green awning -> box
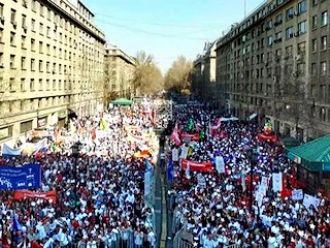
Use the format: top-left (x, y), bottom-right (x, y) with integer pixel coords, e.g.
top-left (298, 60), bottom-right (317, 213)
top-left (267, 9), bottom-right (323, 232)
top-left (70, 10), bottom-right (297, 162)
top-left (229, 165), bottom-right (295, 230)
top-left (112, 98), bottom-right (132, 106)
top-left (287, 134), bottom-right (330, 172)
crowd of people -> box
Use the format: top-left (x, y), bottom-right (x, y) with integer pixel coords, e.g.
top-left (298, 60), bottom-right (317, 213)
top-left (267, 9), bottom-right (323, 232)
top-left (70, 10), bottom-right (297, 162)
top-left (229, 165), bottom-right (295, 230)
top-left (0, 102), bottom-right (162, 248)
top-left (168, 103), bottom-right (330, 248)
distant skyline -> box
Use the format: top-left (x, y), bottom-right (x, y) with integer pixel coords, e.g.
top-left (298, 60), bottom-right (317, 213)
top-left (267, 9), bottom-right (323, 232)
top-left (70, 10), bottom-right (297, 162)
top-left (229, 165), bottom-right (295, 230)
top-left (85, 0), bottom-right (265, 73)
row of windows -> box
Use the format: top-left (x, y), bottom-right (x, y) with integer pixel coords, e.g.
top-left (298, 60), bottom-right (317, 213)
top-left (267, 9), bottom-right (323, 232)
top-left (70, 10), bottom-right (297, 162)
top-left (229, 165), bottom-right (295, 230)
top-left (5, 0), bottom-right (103, 39)
top-left (0, 77), bottom-right (94, 93)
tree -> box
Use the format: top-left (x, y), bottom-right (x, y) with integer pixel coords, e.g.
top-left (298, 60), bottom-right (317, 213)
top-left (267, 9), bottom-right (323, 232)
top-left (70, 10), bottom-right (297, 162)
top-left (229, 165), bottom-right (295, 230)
top-left (133, 51), bottom-right (164, 95)
top-left (164, 56), bottom-right (193, 92)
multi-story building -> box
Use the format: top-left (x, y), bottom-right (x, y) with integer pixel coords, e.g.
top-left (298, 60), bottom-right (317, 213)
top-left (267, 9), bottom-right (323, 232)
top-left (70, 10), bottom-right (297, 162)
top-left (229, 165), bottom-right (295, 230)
top-left (198, 0), bottom-right (330, 141)
top-left (104, 44), bottom-right (135, 103)
top-left (192, 42), bottom-right (217, 103)
top-left (0, 0), bottom-right (105, 144)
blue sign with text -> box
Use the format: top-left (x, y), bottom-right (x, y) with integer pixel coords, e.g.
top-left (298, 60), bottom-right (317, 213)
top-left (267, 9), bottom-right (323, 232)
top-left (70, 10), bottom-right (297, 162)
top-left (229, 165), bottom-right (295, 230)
top-left (0, 164), bottom-right (41, 190)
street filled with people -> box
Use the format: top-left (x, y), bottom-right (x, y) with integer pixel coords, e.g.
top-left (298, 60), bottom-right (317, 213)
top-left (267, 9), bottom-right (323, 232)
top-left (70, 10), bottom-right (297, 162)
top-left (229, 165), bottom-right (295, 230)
top-left (0, 101), bottom-right (163, 248)
top-left (167, 102), bottom-right (330, 248)
top-left (1, 96), bottom-right (330, 248)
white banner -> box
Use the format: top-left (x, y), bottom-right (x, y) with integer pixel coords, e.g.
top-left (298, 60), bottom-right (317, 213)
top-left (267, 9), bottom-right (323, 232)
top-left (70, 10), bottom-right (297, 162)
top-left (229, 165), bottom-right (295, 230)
top-left (180, 145), bottom-right (188, 159)
top-left (303, 194), bottom-right (320, 210)
top-left (272, 173), bottom-right (282, 192)
top-left (215, 156), bottom-right (225, 174)
top-left (292, 189), bottom-right (304, 201)
top-left (172, 148), bottom-right (179, 162)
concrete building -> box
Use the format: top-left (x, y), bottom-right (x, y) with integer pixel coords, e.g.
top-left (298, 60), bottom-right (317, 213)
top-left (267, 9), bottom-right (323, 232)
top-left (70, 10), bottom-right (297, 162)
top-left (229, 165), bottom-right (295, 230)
top-left (0, 0), bottom-right (105, 144)
top-left (195, 0), bottom-right (330, 141)
top-left (104, 45), bottom-right (135, 103)
top-left (192, 42), bottom-right (217, 103)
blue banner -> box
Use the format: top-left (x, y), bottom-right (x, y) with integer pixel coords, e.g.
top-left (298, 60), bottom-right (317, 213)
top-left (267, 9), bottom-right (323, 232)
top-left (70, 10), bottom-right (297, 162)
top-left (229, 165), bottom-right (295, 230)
top-left (0, 164), bottom-right (41, 190)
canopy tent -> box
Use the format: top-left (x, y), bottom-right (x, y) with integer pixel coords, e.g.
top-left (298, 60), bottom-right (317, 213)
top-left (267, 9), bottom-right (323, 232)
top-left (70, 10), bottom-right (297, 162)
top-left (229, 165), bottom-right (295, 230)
top-left (287, 134), bottom-right (330, 172)
top-left (112, 98), bottom-right (133, 106)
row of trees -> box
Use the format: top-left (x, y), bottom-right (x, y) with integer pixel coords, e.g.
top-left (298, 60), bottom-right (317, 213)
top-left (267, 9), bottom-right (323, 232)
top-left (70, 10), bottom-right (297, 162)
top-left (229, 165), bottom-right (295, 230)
top-left (132, 51), bottom-right (193, 95)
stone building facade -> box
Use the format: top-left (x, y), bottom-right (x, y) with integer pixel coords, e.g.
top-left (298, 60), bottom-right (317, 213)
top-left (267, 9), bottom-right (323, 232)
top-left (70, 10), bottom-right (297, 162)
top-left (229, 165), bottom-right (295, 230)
top-left (0, 0), bottom-right (105, 144)
top-left (104, 45), bottom-right (135, 103)
top-left (194, 0), bottom-right (330, 141)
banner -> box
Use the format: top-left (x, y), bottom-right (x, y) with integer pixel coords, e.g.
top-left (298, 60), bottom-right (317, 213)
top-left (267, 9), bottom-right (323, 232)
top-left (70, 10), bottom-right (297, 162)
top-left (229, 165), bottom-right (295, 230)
top-left (144, 160), bottom-right (154, 206)
top-left (180, 159), bottom-right (213, 173)
top-left (13, 190), bottom-right (57, 203)
top-left (215, 156), bottom-right (225, 174)
top-left (2, 143), bottom-right (21, 156)
top-left (0, 164), bottom-right (41, 190)
top-left (180, 132), bottom-right (200, 141)
top-left (292, 189), bottom-right (304, 201)
top-left (272, 172), bottom-right (282, 192)
top-left (180, 145), bottom-right (188, 159)
top-left (172, 148), bottom-right (179, 162)
top-left (303, 194), bottom-right (320, 210)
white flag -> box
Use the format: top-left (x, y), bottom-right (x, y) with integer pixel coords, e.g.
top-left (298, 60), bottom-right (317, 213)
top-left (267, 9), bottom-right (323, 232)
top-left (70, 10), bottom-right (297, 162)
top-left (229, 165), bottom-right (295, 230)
top-left (272, 173), bottom-right (282, 192)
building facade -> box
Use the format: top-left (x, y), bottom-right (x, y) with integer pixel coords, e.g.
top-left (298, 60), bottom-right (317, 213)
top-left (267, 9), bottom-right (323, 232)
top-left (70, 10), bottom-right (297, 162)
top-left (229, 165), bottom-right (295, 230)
top-left (104, 45), bottom-right (135, 103)
top-left (0, 0), bottom-right (105, 144)
top-left (203, 0), bottom-right (330, 141)
top-left (192, 42), bottom-right (217, 103)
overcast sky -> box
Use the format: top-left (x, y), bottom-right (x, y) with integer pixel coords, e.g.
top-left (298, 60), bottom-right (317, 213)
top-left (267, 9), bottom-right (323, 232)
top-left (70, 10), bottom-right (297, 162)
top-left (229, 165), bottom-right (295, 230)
top-left (85, 0), bottom-right (264, 73)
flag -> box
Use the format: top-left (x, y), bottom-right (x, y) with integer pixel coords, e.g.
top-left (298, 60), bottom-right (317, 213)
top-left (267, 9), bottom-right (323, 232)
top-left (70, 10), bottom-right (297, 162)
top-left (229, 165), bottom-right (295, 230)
top-left (171, 124), bottom-right (181, 146)
top-left (12, 214), bottom-right (22, 232)
top-left (167, 160), bottom-right (174, 183)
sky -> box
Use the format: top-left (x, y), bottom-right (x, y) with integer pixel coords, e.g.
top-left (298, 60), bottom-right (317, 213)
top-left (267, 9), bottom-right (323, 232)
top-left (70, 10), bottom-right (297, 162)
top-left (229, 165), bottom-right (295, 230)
top-left (84, 0), bottom-right (264, 73)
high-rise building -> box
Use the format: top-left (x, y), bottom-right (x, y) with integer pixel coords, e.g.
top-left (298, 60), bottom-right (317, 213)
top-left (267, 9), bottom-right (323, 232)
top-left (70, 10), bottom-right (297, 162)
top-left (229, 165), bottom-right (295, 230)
top-left (194, 0), bottom-right (330, 141)
top-left (0, 0), bottom-right (105, 144)
top-left (104, 44), bottom-right (135, 104)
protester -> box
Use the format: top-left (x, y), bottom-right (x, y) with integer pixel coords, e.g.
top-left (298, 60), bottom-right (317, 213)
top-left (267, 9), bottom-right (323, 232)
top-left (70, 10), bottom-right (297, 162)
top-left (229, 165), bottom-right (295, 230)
top-left (0, 101), bottom-right (166, 248)
top-left (168, 102), bottom-right (330, 248)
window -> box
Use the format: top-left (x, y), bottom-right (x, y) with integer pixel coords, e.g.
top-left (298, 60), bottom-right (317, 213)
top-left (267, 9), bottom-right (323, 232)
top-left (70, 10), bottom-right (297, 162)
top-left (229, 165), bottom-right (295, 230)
top-left (20, 120), bottom-right (32, 133)
top-left (21, 35), bottom-right (26, 49)
top-left (0, 126), bottom-right (13, 141)
top-left (9, 78), bottom-right (15, 92)
top-left (297, 0), bottom-right (307, 15)
top-left (31, 19), bottom-right (36, 32)
top-left (321, 36), bottom-right (327, 50)
top-left (39, 79), bottom-right (43, 91)
top-left (312, 15), bottom-right (318, 29)
top-left (311, 63), bottom-right (317, 75)
top-left (267, 36), bottom-right (273, 46)
top-left (46, 62), bottom-right (50, 73)
top-left (40, 3), bottom-right (44, 16)
top-left (22, 14), bottom-right (26, 29)
top-left (31, 59), bottom-right (35, 71)
top-left (21, 57), bottom-right (26, 70)
top-left (321, 61), bottom-right (327, 75)
top-left (39, 41), bottom-right (43, 54)
top-left (298, 42), bottom-right (306, 54)
top-left (286, 7), bottom-right (294, 20)
top-left (10, 9), bottom-right (16, 25)
top-left (30, 79), bottom-right (35, 91)
top-left (20, 78), bottom-right (26, 92)
top-left (0, 4), bottom-right (3, 18)
top-left (312, 0), bottom-right (318, 6)
top-left (32, 0), bottom-right (37, 12)
top-left (47, 26), bottom-right (51, 37)
top-left (312, 39), bottom-right (317, 52)
top-left (297, 63), bottom-right (305, 76)
top-left (39, 60), bottom-right (43, 72)
top-left (10, 55), bottom-right (15, 69)
top-left (275, 13), bottom-right (282, 25)
top-left (298, 20), bottom-right (307, 34)
top-left (286, 27), bottom-right (294, 39)
top-left (46, 79), bottom-right (50, 90)
top-left (0, 29), bottom-right (3, 43)
top-left (46, 44), bottom-right (50, 55)
top-left (321, 11), bottom-right (328, 26)
top-left (10, 32), bottom-right (16, 46)
top-left (285, 46), bottom-right (293, 57)
top-left (39, 23), bottom-right (44, 35)
top-left (31, 38), bottom-right (36, 51)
